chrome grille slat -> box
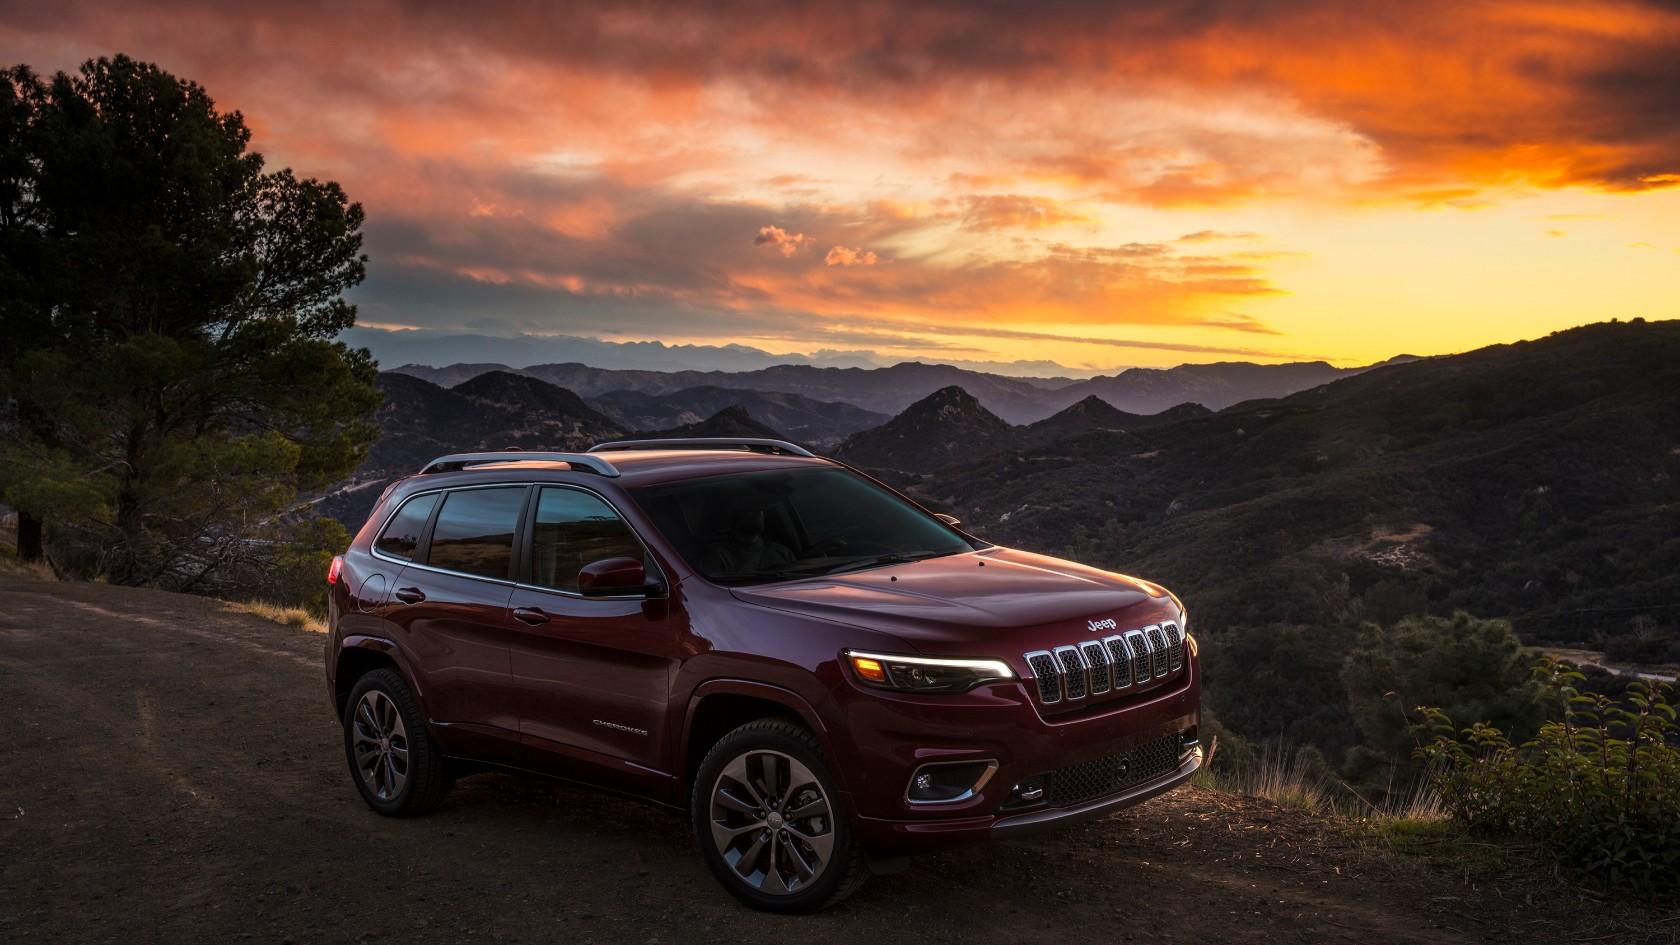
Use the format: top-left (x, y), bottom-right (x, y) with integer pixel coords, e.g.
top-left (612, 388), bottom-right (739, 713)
top-left (1079, 641), bottom-right (1111, 694)
top-left (1146, 625), bottom-right (1170, 678)
top-left (1104, 635), bottom-right (1131, 689)
top-left (1053, 645), bottom-right (1088, 700)
top-left (1161, 620), bottom-right (1185, 672)
top-left (1125, 629), bottom-right (1153, 684)
top-left (1024, 650), bottom-right (1061, 704)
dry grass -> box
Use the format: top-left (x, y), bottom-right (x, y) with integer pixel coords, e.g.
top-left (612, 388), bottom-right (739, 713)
top-left (221, 600), bottom-right (327, 634)
top-left (1197, 737), bottom-right (1446, 823)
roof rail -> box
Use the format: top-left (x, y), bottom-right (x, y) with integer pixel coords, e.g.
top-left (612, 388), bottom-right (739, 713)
top-left (587, 437), bottom-right (816, 458)
top-left (418, 450), bottom-right (621, 477)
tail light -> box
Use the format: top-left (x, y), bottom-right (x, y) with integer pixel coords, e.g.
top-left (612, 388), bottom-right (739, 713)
top-left (327, 555), bottom-right (344, 585)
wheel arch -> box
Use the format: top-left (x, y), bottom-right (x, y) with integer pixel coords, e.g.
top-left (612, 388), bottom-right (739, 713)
top-left (333, 636), bottom-right (423, 721)
top-left (679, 680), bottom-right (831, 798)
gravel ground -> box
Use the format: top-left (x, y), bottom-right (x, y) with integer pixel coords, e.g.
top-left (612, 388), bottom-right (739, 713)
top-left (0, 571), bottom-right (1673, 945)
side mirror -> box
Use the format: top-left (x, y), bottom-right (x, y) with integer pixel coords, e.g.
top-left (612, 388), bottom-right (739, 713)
top-left (934, 513), bottom-right (962, 527)
top-left (578, 556), bottom-right (657, 596)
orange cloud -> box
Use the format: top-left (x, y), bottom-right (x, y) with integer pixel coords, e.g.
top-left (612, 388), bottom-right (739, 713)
top-left (754, 225), bottom-right (811, 257)
top-left (825, 245), bottom-right (879, 267)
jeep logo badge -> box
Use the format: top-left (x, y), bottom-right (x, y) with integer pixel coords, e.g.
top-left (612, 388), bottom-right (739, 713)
top-left (1087, 617), bottom-right (1118, 633)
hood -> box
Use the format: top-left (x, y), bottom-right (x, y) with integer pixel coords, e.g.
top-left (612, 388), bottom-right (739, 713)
top-left (729, 546), bottom-right (1177, 654)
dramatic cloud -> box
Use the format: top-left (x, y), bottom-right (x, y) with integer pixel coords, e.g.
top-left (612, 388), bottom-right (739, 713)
top-left (825, 246), bottom-right (879, 267)
top-left (5, 0), bottom-right (1675, 367)
top-left (753, 225), bottom-right (812, 257)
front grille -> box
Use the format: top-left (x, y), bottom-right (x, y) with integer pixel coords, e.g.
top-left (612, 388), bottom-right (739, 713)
top-left (1044, 734), bottom-right (1183, 807)
top-left (1023, 617), bottom-right (1186, 709)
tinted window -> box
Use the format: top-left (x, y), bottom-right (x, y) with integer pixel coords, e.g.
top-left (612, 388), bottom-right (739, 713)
top-left (530, 487), bottom-right (645, 593)
top-left (631, 468), bottom-right (972, 586)
top-left (427, 487), bottom-right (526, 579)
top-left (374, 492), bottom-right (439, 560)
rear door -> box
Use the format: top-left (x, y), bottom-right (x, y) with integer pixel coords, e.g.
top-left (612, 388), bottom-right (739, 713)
top-left (507, 484), bottom-right (683, 784)
top-left (382, 484), bottom-right (530, 764)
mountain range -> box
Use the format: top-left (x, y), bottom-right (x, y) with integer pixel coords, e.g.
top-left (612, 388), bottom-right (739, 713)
top-left (391, 356), bottom-right (1405, 424)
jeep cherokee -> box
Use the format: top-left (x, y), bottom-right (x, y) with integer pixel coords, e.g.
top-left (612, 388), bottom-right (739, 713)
top-left (325, 438), bottom-right (1202, 912)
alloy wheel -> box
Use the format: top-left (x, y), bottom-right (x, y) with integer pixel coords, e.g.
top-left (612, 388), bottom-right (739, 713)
top-left (708, 749), bottom-right (835, 895)
top-left (351, 689), bottom-right (409, 801)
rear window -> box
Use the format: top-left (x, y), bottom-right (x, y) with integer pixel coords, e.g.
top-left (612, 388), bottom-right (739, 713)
top-left (427, 487), bottom-right (526, 580)
top-left (374, 492), bottom-right (439, 560)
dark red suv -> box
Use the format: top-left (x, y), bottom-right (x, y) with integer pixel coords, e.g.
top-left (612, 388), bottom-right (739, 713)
top-left (325, 438), bottom-right (1201, 912)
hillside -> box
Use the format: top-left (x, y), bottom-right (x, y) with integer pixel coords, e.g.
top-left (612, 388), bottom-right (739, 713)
top-left (640, 405), bottom-right (786, 441)
top-left (908, 321), bottom-right (1679, 749)
top-left (589, 385), bottom-right (887, 446)
top-left (311, 372), bottom-right (624, 526)
top-left (833, 386), bottom-right (1016, 473)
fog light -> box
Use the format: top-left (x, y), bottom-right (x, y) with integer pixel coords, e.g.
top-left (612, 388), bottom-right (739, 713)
top-left (906, 760), bottom-right (998, 804)
top-left (1010, 778), bottom-right (1045, 803)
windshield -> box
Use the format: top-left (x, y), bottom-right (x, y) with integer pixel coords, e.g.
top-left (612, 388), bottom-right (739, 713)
top-left (630, 467), bottom-right (975, 586)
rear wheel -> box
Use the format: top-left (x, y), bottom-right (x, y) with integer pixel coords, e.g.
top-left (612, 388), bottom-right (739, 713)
top-left (344, 668), bottom-right (452, 816)
top-left (691, 719), bottom-right (869, 912)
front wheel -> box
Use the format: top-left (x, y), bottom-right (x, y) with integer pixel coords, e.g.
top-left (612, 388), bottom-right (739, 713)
top-left (343, 668), bottom-right (452, 816)
top-left (691, 719), bottom-right (869, 912)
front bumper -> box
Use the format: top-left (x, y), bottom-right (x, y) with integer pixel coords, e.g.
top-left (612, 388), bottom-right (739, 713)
top-left (832, 653), bottom-right (1201, 854)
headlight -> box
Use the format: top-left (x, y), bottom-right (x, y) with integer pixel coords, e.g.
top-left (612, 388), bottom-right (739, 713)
top-left (843, 650), bottom-right (1014, 693)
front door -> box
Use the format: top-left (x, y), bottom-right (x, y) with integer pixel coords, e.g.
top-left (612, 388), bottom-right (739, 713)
top-left (507, 485), bottom-right (682, 784)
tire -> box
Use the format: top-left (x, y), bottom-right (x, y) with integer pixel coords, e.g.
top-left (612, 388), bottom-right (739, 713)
top-left (690, 718), bottom-right (869, 913)
top-left (343, 668), bottom-right (452, 816)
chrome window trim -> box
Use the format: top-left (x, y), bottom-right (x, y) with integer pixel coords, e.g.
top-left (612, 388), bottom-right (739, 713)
top-left (370, 480), bottom-right (666, 600)
top-left (903, 759), bottom-right (1000, 806)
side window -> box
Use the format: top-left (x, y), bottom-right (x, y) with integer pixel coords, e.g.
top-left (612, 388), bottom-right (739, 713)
top-left (374, 492), bottom-right (439, 560)
top-left (427, 487), bottom-right (527, 580)
top-left (529, 487), bottom-right (645, 593)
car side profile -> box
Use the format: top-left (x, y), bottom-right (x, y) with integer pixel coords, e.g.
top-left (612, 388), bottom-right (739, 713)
top-left (325, 438), bottom-right (1201, 912)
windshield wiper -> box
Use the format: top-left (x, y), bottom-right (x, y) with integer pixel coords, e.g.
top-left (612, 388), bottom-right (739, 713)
top-left (816, 550), bottom-right (951, 576)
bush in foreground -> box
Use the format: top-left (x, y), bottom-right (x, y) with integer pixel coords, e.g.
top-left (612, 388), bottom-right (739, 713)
top-left (1416, 657), bottom-right (1680, 893)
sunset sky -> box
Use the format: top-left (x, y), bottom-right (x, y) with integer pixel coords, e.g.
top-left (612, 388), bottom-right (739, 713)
top-left (5, 1), bottom-right (1678, 373)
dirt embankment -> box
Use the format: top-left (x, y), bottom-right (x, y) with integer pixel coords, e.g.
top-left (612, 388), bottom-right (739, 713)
top-left (0, 573), bottom-right (1672, 945)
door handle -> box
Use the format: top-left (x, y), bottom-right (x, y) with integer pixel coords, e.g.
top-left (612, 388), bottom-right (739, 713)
top-left (394, 587), bottom-right (426, 605)
top-left (512, 606), bottom-right (550, 625)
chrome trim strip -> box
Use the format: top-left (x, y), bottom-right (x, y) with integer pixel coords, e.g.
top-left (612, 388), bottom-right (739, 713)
top-left (989, 747), bottom-right (1203, 835)
top-left (903, 759), bottom-right (1000, 806)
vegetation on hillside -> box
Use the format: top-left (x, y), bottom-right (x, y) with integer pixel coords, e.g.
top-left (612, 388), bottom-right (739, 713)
top-left (1417, 658), bottom-right (1680, 892)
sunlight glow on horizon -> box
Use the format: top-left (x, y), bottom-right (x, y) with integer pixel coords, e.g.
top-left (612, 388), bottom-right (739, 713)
top-left (5, 1), bottom-right (1677, 371)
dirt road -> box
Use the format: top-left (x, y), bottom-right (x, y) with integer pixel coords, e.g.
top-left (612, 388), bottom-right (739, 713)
top-left (0, 573), bottom-right (1669, 945)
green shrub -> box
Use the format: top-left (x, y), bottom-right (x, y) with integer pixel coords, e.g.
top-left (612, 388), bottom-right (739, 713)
top-left (1416, 657), bottom-right (1680, 893)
